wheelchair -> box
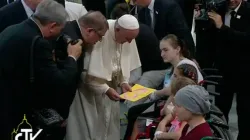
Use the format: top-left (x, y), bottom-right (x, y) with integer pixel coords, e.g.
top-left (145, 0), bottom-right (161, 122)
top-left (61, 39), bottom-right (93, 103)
top-left (122, 68), bottom-right (233, 140)
top-left (206, 114), bottom-right (233, 140)
top-left (133, 109), bottom-right (233, 140)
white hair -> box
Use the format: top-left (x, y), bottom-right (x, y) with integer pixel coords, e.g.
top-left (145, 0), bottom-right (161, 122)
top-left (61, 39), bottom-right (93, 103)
top-left (33, 0), bottom-right (69, 25)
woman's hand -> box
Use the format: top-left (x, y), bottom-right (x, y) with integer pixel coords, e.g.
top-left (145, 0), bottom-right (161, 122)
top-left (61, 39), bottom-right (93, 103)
top-left (148, 91), bottom-right (157, 101)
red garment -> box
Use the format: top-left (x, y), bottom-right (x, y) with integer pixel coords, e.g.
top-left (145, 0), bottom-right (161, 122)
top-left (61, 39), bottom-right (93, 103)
top-left (179, 122), bottom-right (213, 140)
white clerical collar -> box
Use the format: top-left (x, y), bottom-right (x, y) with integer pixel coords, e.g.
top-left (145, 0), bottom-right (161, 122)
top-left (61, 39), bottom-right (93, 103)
top-left (30, 17), bottom-right (44, 38)
top-left (21, 0), bottom-right (34, 18)
top-left (148, 0), bottom-right (155, 11)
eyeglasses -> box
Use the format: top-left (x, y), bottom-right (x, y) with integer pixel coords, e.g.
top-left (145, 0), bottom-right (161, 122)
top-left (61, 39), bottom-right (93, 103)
top-left (91, 28), bottom-right (104, 41)
top-left (94, 29), bottom-right (103, 39)
top-left (79, 24), bottom-right (104, 41)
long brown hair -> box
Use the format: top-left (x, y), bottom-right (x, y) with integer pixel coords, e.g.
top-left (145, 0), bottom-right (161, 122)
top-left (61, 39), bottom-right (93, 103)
top-left (161, 34), bottom-right (191, 59)
top-left (176, 63), bottom-right (198, 84)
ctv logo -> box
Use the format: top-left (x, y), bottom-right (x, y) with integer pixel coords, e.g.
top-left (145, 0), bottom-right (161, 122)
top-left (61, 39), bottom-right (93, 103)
top-left (11, 114), bottom-right (43, 140)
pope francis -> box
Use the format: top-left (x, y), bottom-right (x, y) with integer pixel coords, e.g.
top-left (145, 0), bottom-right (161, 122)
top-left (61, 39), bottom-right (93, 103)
top-left (65, 14), bottom-right (141, 140)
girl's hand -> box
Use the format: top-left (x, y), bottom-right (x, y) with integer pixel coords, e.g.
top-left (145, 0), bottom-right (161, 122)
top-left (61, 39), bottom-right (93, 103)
top-left (148, 91), bottom-right (157, 101)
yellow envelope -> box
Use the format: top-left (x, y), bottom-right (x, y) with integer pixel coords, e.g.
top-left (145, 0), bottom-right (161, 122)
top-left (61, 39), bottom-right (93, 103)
top-left (120, 84), bottom-right (156, 102)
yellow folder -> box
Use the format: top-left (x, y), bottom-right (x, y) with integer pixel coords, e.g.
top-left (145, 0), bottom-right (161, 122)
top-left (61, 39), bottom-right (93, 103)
top-left (120, 84), bottom-right (156, 102)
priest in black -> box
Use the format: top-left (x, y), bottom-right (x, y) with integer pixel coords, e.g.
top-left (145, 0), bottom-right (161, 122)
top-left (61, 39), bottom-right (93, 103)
top-left (54, 11), bottom-right (108, 116)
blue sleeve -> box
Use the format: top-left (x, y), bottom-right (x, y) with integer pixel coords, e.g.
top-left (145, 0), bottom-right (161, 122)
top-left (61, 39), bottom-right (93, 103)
top-left (163, 72), bottom-right (172, 87)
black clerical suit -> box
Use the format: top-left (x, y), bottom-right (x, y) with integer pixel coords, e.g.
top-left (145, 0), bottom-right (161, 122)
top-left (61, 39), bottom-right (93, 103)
top-left (138, 0), bottom-right (195, 58)
top-left (0, 19), bottom-right (78, 139)
top-left (213, 2), bottom-right (250, 140)
top-left (0, 0), bottom-right (28, 33)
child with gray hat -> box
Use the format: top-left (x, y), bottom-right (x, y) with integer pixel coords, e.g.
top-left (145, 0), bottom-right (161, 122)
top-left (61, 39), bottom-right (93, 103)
top-left (175, 85), bottom-right (213, 140)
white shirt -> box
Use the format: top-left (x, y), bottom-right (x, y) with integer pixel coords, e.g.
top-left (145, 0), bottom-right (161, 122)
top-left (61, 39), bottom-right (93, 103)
top-left (163, 59), bottom-right (203, 88)
top-left (148, 0), bottom-right (155, 29)
top-left (225, 2), bottom-right (242, 27)
top-left (65, 1), bottom-right (88, 21)
top-left (19, 0), bottom-right (87, 21)
top-left (21, 0), bottom-right (34, 18)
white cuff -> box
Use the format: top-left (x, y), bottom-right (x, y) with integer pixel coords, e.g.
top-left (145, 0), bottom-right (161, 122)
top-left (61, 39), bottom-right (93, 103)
top-left (149, 91), bottom-right (156, 101)
top-left (104, 86), bottom-right (110, 95)
top-left (68, 55), bottom-right (77, 61)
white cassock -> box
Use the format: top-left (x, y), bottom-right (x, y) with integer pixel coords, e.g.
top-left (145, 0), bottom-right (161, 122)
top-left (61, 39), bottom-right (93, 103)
top-left (65, 19), bottom-right (141, 140)
top-left (65, 1), bottom-right (88, 21)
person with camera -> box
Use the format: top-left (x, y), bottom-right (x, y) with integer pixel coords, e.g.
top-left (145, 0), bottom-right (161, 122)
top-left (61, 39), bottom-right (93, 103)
top-left (0, 0), bottom-right (83, 139)
top-left (197, 0), bottom-right (250, 139)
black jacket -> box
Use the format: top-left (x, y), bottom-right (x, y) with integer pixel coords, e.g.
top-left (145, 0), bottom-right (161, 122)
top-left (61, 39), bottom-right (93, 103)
top-left (0, 19), bottom-right (78, 139)
top-left (138, 0), bottom-right (195, 58)
top-left (0, 0), bottom-right (28, 33)
top-left (54, 20), bottom-right (85, 118)
top-left (135, 24), bottom-right (170, 72)
top-left (215, 1), bottom-right (250, 73)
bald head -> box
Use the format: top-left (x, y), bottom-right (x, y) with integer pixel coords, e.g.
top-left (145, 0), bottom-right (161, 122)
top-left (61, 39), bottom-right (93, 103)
top-left (78, 11), bottom-right (109, 32)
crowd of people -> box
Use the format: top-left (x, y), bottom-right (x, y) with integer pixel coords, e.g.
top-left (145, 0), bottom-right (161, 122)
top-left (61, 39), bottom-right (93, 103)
top-left (0, 0), bottom-right (250, 140)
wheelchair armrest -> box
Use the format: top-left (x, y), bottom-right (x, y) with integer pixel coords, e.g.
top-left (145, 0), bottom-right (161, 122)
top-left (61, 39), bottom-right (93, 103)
top-left (202, 81), bottom-right (221, 90)
top-left (201, 136), bottom-right (224, 140)
top-left (209, 110), bottom-right (224, 117)
top-left (204, 75), bottom-right (223, 79)
top-left (207, 119), bottom-right (229, 130)
top-left (208, 91), bottom-right (220, 96)
top-left (204, 75), bottom-right (223, 82)
top-left (203, 80), bottom-right (219, 85)
top-left (202, 68), bottom-right (219, 75)
top-left (202, 68), bottom-right (219, 72)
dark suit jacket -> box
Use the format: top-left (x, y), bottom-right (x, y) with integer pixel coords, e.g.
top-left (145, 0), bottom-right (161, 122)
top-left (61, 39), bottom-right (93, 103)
top-left (0, 1), bottom-right (7, 8)
top-left (176, 0), bottom-right (195, 31)
top-left (82, 0), bottom-right (106, 16)
top-left (138, 0), bottom-right (195, 58)
top-left (215, 1), bottom-right (250, 75)
top-left (0, 19), bottom-right (78, 139)
top-left (0, 0), bottom-right (27, 33)
top-left (135, 24), bottom-right (170, 72)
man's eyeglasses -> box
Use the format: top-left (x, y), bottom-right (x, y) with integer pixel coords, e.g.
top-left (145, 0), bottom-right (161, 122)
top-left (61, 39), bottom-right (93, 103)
top-left (91, 28), bottom-right (104, 40)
